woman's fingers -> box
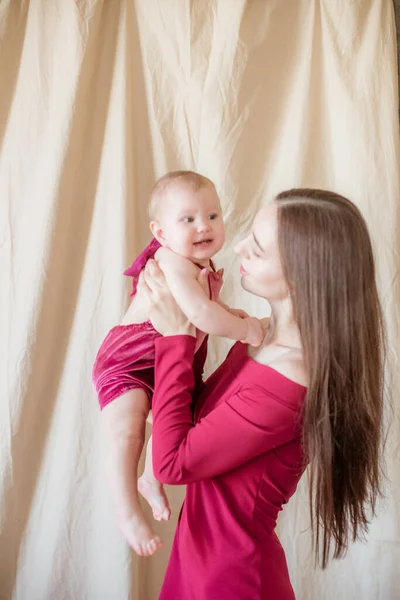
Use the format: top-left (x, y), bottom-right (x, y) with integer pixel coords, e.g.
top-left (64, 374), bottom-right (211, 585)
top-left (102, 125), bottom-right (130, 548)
top-left (143, 260), bottom-right (168, 293)
top-left (145, 259), bottom-right (164, 279)
top-left (136, 261), bottom-right (195, 337)
top-left (197, 267), bottom-right (210, 292)
top-left (136, 271), bottom-right (152, 300)
top-left (139, 260), bottom-right (171, 307)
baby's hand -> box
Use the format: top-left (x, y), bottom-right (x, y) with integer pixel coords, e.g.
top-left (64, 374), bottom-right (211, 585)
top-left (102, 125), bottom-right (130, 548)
top-left (219, 300), bottom-right (249, 320)
top-left (243, 317), bottom-right (264, 347)
top-left (228, 307), bottom-right (250, 319)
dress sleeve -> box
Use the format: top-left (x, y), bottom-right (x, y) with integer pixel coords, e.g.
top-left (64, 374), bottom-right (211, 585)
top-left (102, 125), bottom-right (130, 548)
top-left (152, 336), bottom-right (301, 485)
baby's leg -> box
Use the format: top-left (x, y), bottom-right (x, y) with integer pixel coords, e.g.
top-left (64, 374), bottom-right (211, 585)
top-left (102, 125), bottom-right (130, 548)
top-left (101, 389), bottom-right (162, 557)
top-left (138, 434), bottom-right (171, 522)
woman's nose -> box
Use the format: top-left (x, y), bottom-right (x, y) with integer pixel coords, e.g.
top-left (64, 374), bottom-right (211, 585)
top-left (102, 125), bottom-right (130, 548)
top-left (234, 238), bottom-right (249, 258)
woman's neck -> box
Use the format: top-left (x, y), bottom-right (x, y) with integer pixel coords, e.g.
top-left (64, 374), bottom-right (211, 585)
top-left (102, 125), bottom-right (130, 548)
top-left (264, 299), bottom-right (302, 351)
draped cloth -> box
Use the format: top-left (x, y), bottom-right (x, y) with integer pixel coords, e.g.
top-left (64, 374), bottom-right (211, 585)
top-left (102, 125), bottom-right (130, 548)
top-left (1, 1), bottom-right (399, 598)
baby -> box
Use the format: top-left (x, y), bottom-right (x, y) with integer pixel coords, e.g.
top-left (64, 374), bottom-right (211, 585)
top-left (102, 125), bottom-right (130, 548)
top-left (92, 171), bottom-right (263, 556)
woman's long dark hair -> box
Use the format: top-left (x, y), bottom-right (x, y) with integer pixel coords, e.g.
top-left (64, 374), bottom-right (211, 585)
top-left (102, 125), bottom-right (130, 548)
top-left (276, 189), bottom-right (386, 568)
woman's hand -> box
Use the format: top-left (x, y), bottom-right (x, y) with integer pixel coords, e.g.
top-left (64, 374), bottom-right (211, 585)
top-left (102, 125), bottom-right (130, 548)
top-left (137, 260), bottom-right (196, 338)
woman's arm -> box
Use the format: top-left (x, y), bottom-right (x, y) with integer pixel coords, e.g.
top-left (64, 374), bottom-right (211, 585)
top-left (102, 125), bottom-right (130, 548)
top-left (137, 262), bottom-right (296, 484)
top-left (151, 335), bottom-right (301, 485)
top-left (156, 248), bottom-right (263, 346)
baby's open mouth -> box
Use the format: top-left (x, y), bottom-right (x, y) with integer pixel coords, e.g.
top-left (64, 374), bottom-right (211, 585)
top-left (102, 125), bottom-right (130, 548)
top-left (194, 239), bottom-right (213, 246)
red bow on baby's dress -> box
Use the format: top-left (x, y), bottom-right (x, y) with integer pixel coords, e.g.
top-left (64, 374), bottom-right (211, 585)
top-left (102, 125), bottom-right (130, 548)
top-left (123, 238), bottom-right (161, 296)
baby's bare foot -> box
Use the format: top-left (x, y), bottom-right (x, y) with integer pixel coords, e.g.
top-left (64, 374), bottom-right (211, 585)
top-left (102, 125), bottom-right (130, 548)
top-left (117, 511), bottom-right (163, 557)
top-left (138, 475), bottom-right (171, 522)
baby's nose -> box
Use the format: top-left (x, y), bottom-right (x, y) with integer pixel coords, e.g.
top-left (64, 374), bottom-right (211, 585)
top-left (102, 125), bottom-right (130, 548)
top-left (197, 219), bottom-right (211, 232)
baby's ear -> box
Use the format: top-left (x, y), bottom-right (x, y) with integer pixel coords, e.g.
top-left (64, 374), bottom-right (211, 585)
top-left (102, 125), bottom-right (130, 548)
top-left (150, 220), bottom-right (168, 247)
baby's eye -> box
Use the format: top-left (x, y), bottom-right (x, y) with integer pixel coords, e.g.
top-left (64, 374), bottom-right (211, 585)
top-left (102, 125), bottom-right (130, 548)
top-left (183, 217), bottom-right (194, 223)
top-left (208, 213), bottom-right (219, 220)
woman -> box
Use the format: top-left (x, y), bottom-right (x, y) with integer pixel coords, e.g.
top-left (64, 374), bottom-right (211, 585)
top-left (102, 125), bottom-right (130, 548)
top-left (137, 189), bottom-right (386, 600)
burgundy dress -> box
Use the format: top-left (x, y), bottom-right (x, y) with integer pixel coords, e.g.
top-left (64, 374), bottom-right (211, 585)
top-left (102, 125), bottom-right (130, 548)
top-left (92, 239), bottom-right (223, 409)
top-left (151, 335), bottom-right (307, 600)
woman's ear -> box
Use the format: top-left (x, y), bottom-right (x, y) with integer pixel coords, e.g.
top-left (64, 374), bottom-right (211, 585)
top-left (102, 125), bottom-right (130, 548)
top-left (150, 220), bottom-right (168, 247)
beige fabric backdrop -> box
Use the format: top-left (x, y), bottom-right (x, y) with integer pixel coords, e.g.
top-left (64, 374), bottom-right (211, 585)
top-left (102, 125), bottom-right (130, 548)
top-left (1, 1), bottom-right (399, 598)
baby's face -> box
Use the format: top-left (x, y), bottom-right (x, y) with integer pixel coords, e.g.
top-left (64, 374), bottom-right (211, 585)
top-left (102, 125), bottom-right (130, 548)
top-left (155, 183), bottom-right (225, 262)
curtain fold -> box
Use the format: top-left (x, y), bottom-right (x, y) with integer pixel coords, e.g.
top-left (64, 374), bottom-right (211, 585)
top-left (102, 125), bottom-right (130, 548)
top-left (1, 1), bottom-right (399, 598)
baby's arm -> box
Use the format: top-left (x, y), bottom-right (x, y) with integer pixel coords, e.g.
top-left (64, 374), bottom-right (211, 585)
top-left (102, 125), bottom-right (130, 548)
top-left (155, 249), bottom-right (263, 346)
top-left (218, 300), bottom-right (250, 320)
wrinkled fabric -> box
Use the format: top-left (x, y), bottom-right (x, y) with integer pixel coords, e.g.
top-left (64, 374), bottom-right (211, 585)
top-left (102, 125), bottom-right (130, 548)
top-left (1, 1), bottom-right (399, 599)
top-left (152, 336), bottom-right (306, 600)
top-left (92, 260), bottom-right (223, 409)
top-left (92, 321), bottom-right (160, 408)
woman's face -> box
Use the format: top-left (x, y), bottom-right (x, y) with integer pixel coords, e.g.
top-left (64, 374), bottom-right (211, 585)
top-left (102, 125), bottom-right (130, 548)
top-left (234, 203), bottom-right (288, 300)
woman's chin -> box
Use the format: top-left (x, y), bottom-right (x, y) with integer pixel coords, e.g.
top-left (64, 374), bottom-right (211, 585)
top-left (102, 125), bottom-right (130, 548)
top-left (240, 276), bottom-right (251, 292)
top-left (240, 279), bottom-right (265, 299)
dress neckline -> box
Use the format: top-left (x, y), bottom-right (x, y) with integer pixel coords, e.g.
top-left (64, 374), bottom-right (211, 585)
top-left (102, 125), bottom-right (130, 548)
top-left (193, 259), bottom-right (216, 272)
top-left (234, 342), bottom-right (308, 391)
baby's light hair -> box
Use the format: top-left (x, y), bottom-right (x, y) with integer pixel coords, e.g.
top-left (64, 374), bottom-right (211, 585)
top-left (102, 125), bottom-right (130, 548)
top-left (149, 170), bottom-right (216, 219)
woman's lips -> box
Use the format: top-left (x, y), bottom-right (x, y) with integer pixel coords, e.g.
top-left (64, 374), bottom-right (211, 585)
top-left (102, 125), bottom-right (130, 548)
top-left (240, 265), bottom-right (248, 275)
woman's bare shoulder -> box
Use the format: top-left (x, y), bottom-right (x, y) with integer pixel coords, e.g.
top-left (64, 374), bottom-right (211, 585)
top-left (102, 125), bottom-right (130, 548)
top-left (268, 351), bottom-right (308, 388)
